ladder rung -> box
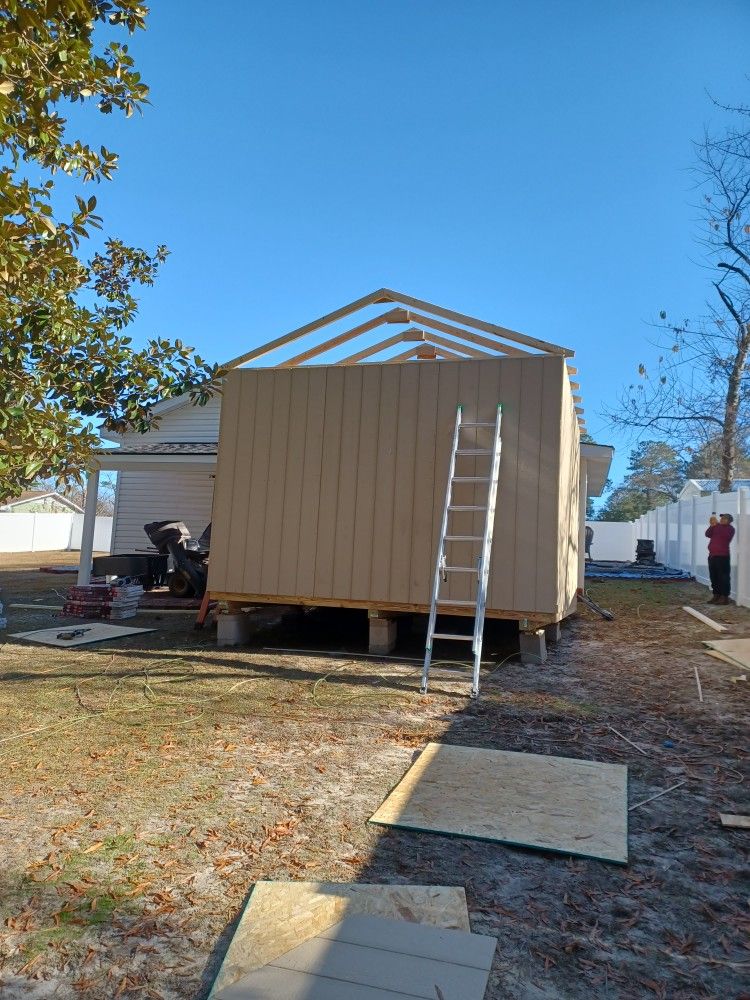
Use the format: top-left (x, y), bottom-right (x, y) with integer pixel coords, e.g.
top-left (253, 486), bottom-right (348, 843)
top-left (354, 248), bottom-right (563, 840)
top-left (445, 535), bottom-right (483, 541)
top-left (448, 505), bottom-right (487, 511)
top-left (456, 449), bottom-right (492, 455)
top-left (452, 476), bottom-right (490, 482)
top-left (437, 599), bottom-right (477, 606)
top-left (431, 633), bottom-right (474, 641)
top-left (445, 566), bottom-right (478, 573)
top-left (460, 422), bottom-right (496, 427)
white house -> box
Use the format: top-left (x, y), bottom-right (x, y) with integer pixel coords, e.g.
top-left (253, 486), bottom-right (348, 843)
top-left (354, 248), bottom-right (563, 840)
top-left (98, 394), bottom-right (221, 554)
top-left (678, 478), bottom-right (750, 501)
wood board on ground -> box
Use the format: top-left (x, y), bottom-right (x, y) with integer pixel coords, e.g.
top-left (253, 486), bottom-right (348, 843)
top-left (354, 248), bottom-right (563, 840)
top-left (209, 881), bottom-right (470, 998)
top-left (214, 914), bottom-right (496, 1000)
top-left (369, 742), bottom-right (629, 864)
top-left (10, 622), bottom-right (155, 647)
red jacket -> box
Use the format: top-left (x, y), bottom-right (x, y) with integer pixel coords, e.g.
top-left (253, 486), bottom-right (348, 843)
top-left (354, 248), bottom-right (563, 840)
top-left (706, 523), bottom-right (735, 557)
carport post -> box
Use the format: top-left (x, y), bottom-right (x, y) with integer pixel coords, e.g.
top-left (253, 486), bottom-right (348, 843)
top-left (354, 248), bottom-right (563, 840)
top-left (77, 469), bottom-right (100, 585)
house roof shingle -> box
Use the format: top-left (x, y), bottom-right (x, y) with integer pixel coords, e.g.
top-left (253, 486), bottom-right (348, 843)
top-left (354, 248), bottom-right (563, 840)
top-left (96, 442), bottom-right (218, 456)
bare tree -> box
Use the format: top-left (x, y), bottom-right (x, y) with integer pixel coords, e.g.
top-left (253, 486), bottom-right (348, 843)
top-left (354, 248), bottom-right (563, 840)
top-left (610, 100), bottom-right (750, 492)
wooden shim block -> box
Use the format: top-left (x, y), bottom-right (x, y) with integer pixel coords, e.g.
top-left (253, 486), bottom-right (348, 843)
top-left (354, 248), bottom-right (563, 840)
top-left (369, 742), bottom-right (628, 864)
top-left (719, 813), bottom-right (750, 829)
top-left (682, 606), bottom-right (728, 632)
top-left (209, 882), bottom-right (470, 998)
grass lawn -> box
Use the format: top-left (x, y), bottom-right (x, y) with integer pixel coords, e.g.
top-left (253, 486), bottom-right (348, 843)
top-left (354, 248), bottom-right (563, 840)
top-left (0, 552), bottom-right (748, 999)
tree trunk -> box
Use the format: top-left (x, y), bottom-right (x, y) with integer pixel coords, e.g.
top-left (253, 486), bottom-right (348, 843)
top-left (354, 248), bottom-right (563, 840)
top-left (719, 323), bottom-right (750, 493)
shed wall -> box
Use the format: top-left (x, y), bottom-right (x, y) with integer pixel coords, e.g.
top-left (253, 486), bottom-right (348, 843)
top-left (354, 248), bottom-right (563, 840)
top-left (209, 356), bottom-right (574, 618)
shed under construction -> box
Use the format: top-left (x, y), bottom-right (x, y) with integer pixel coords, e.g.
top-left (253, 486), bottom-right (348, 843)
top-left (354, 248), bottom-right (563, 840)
top-left (207, 289), bottom-right (612, 651)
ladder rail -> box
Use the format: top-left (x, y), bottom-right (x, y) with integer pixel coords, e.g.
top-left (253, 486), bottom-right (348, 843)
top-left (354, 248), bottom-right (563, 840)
top-left (421, 404), bottom-right (463, 692)
top-left (470, 405), bottom-right (503, 694)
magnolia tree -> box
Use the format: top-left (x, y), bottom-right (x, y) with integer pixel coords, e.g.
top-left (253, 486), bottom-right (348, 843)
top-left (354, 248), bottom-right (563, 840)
top-left (0, 1), bottom-right (221, 497)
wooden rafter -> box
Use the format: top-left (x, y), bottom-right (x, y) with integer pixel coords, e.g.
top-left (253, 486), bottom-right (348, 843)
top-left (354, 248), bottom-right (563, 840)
top-left (418, 331), bottom-right (493, 359)
top-left (406, 311), bottom-right (530, 358)
top-left (385, 344), bottom-right (427, 364)
top-left (279, 308), bottom-right (409, 368)
top-left (377, 288), bottom-right (574, 357)
top-left (223, 288), bottom-right (388, 369)
top-left (339, 330), bottom-right (422, 366)
top-left (222, 287), bottom-right (574, 370)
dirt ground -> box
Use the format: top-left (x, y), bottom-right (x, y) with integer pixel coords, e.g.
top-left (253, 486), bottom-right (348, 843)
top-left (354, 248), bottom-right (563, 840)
top-left (0, 551), bottom-right (748, 999)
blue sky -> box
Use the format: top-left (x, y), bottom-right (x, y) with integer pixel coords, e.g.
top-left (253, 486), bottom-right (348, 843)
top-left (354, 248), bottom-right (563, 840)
top-left (79, 0), bottom-right (749, 489)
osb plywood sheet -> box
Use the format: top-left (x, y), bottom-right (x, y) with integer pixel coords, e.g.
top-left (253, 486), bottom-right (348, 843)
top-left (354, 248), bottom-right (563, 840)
top-left (10, 623), bottom-right (154, 647)
top-left (209, 881), bottom-right (470, 997)
top-left (369, 742), bottom-right (628, 864)
top-left (703, 638), bottom-right (750, 670)
top-left (216, 915), bottom-right (495, 1000)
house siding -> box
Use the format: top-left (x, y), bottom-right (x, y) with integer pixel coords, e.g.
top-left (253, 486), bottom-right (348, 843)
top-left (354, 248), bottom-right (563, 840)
top-left (109, 394), bottom-right (220, 552)
top-left (111, 472), bottom-right (215, 553)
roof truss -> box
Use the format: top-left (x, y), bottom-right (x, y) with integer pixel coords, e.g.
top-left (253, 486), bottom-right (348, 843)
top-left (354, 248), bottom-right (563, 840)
top-left (223, 287), bottom-right (574, 370)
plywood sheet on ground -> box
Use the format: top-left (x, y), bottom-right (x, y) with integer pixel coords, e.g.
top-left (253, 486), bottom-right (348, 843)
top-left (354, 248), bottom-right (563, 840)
top-left (209, 881), bottom-right (470, 998)
top-left (10, 622), bottom-right (155, 647)
top-left (703, 638), bottom-right (750, 670)
top-left (369, 742), bottom-right (628, 864)
top-left (215, 914), bottom-right (495, 1000)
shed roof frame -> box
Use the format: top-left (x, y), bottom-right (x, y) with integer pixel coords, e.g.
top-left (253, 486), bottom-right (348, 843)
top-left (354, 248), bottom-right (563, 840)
top-left (223, 287), bottom-right (575, 370)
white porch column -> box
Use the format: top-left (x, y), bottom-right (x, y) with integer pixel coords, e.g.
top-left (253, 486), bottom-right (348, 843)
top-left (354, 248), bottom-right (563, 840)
top-left (578, 459), bottom-right (588, 590)
top-left (77, 469), bottom-right (100, 585)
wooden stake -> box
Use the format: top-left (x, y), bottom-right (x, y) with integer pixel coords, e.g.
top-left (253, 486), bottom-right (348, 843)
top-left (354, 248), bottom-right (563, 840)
top-left (629, 781), bottom-right (687, 812)
top-left (608, 725), bottom-right (648, 757)
top-left (694, 665), bottom-right (704, 702)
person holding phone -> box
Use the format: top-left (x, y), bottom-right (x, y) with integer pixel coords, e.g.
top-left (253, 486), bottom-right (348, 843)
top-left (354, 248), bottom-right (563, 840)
top-left (705, 513), bottom-right (735, 605)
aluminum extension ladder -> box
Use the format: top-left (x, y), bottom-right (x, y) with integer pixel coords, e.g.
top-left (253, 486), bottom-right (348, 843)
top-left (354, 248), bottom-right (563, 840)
top-left (421, 403), bottom-right (503, 698)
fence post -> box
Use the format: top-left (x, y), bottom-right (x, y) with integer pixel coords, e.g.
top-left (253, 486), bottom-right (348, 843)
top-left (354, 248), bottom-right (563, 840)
top-left (676, 500), bottom-right (683, 570)
top-left (737, 488), bottom-right (746, 606)
top-left (664, 505), bottom-right (671, 565)
top-left (690, 496), bottom-right (698, 578)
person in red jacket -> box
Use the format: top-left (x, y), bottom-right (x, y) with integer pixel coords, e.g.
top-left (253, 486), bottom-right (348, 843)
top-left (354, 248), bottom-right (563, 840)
top-left (705, 513), bottom-right (735, 605)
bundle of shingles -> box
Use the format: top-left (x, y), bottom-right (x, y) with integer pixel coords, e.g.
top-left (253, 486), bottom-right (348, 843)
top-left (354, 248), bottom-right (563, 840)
top-left (62, 582), bottom-right (143, 620)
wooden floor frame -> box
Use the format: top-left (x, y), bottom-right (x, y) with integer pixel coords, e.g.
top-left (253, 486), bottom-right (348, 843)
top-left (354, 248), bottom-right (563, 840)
top-left (210, 591), bottom-right (561, 628)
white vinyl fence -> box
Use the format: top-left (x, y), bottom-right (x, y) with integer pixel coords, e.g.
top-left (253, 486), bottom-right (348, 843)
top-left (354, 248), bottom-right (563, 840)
top-left (633, 487), bottom-right (750, 608)
top-left (586, 521), bottom-right (636, 562)
top-left (0, 513), bottom-right (112, 554)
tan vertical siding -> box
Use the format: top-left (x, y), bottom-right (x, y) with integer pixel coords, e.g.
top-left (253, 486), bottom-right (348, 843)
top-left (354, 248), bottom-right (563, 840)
top-left (209, 356), bottom-right (570, 618)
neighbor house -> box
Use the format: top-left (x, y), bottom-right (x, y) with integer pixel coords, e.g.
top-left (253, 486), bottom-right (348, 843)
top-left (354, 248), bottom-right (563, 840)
top-left (678, 478), bottom-right (750, 501)
top-left (0, 490), bottom-right (84, 514)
